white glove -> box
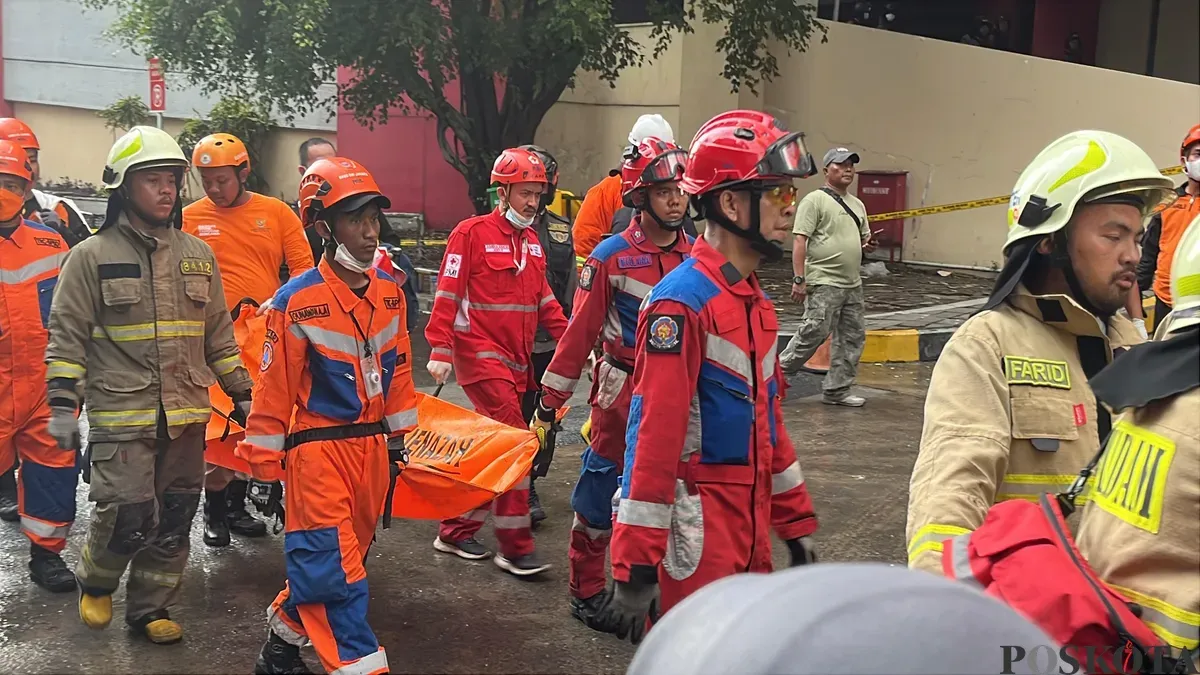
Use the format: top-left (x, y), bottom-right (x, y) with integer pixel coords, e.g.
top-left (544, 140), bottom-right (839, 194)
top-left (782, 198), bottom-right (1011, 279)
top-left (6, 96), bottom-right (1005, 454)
top-left (255, 297), bottom-right (274, 317)
top-left (48, 407), bottom-right (81, 450)
top-left (1132, 318), bottom-right (1148, 340)
top-left (427, 360), bottom-right (452, 384)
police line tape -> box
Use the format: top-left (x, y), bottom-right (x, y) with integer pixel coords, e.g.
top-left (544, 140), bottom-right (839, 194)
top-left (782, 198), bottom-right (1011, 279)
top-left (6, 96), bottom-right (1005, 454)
top-left (396, 165), bottom-right (1186, 245)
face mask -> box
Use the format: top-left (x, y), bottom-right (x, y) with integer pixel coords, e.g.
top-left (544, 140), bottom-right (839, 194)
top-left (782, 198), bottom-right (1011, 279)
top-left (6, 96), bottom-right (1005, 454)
top-left (1185, 158), bottom-right (1200, 182)
top-left (505, 206), bottom-right (535, 229)
top-left (0, 189), bottom-right (25, 222)
top-left (333, 242), bottom-right (374, 274)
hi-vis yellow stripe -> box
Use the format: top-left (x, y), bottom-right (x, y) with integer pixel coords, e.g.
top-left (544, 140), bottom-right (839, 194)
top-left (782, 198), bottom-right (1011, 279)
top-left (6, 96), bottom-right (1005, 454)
top-left (89, 407), bottom-right (210, 428)
top-left (46, 360), bottom-right (85, 379)
top-left (92, 321), bottom-right (205, 341)
top-left (1110, 584), bottom-right (1200, 650)
top-left (906, 523), bottom-right (971, 563)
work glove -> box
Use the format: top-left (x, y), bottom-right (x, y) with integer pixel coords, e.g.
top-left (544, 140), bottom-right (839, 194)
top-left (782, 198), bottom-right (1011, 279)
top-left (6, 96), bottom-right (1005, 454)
top-left (48, 406), bottom-right (81, 451)
top-left (786, 536), bottom-right (818, 567)
top-left (383, 436), bottom-right (408, 529)
top-left (248, 479), bottom-right (285, 534)
top-left (229, 398), bottom-right (252, 427)
top-left (37, 209), bottom-right (64, 229)
top-left (1132, 318), bottom-right (1148, 340)
top-left (427, 360), bottom-right (452, 385)
top-left (529, 399), bottom-right (558, 478)
top-left (580, 414), bottom-right (593, 447)
top-left (592, 580), bottom-right (659, 644)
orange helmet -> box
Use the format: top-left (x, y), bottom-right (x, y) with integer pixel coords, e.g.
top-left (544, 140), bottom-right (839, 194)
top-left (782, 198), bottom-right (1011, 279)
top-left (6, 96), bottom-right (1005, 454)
top-left (0, 139), bottom-right (34, 182)
top-left (1182, 124), bottom-right (1200, 156)
top-left (490, 148), bottom-right (547, 187)
top-left (192, 133), bottom-right (251, 170)
top-left (0, 118), bottom-right (38, 151)
top-left (297, 157), bottom-right (391, 227)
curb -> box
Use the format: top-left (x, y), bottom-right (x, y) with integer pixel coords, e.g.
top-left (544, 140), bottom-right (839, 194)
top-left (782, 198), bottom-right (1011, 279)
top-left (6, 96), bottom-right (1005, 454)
top-left (776, 327), bottom-right (955, 365)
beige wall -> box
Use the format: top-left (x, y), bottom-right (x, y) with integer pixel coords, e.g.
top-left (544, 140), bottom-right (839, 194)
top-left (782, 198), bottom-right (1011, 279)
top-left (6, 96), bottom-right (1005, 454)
top-left (763, 21), bottom-right (1198, 268)
top-left (14, 101), bottom-right (334, 204)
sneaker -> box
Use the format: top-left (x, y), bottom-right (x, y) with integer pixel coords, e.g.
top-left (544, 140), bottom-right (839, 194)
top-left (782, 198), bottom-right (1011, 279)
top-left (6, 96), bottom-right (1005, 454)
top-left (254, 631), bottom-right (313, 674)
top-left (529, 481), bottom-right (546, 529)
top-left (494, 551), bottom-right (551, 577)
top-left (29, 544), bottom-right (77, 593)
top-left (570, 589), bottom-right (611, 626)
top-left (433, 536), bottom-right (491, 560)
top-left (0, 468), bottom-right (18, 523)
top-left (822, 394), bottom-right (865, 407)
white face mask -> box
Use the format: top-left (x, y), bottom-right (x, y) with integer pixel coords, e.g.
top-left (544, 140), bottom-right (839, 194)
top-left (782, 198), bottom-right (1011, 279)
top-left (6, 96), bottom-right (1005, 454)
top-left (505, 206), bottom-right (535, 229)
top-left (1185, 158), bottom-right (1200, 182)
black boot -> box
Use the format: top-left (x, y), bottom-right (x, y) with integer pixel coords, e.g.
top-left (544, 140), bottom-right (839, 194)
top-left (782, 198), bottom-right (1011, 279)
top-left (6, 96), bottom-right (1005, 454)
top-left (202, 489), bottom-right (230, 547)
top-left (30, 543), bottom-right (77, 593)
top-left (529, 478), bottom-right (546, 529)
top-left (0, 467), bottom-right (19, 523)
top-left (570, 588), bottom-right (612, 627)
top-left (225, 479), bottom-right (267, 538)
top-left (254, 631), bottom-right (313, 674)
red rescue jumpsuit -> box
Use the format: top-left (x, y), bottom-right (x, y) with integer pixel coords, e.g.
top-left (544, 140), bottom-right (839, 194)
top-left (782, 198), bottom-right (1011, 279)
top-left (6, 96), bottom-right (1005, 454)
top-left (610, 237), bottom-right (818, 616)
top-left (0, 219), bottom-right (76, 553)
top-left (237, 259), bottom-right (417, 675)
top-left (539, 217), bottom-right (692, 600)
top-left (426, 209), bottom-right (568, 556)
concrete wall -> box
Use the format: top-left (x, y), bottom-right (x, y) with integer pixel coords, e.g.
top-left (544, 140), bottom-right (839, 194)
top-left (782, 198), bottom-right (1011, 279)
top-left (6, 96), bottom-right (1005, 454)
top-left (15, 101), bottom-right (334, 204)
top-left (761, 21), bottom-right (1199, 268)
top-left (1096, 0), bottom-right (1199, 85)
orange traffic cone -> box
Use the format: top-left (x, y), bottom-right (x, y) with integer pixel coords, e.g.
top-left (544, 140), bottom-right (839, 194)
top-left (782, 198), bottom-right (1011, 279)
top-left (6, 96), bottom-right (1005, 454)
top-left (800, 335), bottom-right (832, 374)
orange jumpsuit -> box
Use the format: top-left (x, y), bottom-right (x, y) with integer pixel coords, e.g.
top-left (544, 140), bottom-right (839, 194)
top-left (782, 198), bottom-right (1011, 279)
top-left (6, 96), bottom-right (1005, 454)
top-left (0, 219), bottom-right (77, 553)
top-left (572, 173), bottom-right (623, 262)
top-left (236, 259), bottom-right (417, 675)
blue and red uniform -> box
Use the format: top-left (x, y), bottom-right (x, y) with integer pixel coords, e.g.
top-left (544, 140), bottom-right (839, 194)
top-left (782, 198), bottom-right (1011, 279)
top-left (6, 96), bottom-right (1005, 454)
top-left (0, 218), bottom-right (76, 553)
top-left (610, 236), bottom-right (818, 615)
top-left (237, 258), bottom-right (417, 675)
top-left (540, 216), bottom-right (692, 601)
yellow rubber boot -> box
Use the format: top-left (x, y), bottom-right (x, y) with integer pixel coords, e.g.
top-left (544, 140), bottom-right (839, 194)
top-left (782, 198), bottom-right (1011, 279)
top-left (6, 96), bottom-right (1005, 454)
top-left (79, 592), bottom-right (113, 630)
top-left (144, 618), bottom-right (184, 645)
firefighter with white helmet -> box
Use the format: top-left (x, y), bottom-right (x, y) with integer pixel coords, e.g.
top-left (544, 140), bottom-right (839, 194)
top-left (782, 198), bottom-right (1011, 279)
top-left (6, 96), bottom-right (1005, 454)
top-left (906, 130), bottom-right (1175, 574)
top-left (1076, 214), bottom-right (1200, 657)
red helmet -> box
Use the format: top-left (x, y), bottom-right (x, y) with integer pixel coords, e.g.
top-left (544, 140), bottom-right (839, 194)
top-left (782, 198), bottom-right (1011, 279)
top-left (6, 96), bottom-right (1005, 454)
top-left (680, 110), bottom-right (815, 197)
top-left (620, 137), bottom-right (687, 205)
top-left (1182, 124), bottom-right (1200, 156)
top-left (297, 157), bottom-right (391, 227)
top-left (0, 118), bottom-right (38, 151)
top-left (490, 147), bottom-right (547, 187)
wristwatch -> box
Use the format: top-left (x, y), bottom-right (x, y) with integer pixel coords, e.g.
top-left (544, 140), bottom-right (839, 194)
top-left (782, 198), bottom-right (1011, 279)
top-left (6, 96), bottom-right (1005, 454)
top-left (792, 275), bottom-right (805, 285)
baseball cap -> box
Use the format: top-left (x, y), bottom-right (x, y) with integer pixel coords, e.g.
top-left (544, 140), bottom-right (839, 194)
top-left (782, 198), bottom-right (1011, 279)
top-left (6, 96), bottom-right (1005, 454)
top-left (627, 563), bottom-right (1059, 675)
top-left (823, 147), bottom-right (860, 167)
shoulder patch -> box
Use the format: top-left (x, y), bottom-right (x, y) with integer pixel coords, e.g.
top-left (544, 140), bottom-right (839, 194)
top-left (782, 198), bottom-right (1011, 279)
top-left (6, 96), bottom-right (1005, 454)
top-left (289, 304), bottom-right (330, 323)
top-left (260, 342), bottom-right (274, 372)
top-left (180, 258), bottom-right (214, 276)
top-left (1003, 355), bottom-right (1071, 389)
top-left (617, 254), bottom-right (652, 270)
top-left (384, 296), bottom-right (401, 310)
top-left (579, 262), bottom-right (597, 291)
top-left (443, 253), bottom-right (462, 279)
top-left (547, 221), bottom-right (569, 233)
top-left (646, 314), bottom-right (684, 353)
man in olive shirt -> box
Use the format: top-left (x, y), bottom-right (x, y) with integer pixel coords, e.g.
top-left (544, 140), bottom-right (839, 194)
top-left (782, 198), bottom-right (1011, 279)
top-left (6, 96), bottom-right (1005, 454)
top-left (779, 147), bottom-right (874, 406)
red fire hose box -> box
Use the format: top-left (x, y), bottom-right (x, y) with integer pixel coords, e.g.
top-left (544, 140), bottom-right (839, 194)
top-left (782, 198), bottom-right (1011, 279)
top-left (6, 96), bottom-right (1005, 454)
top-left (856, 170), bottom-right (907, 261)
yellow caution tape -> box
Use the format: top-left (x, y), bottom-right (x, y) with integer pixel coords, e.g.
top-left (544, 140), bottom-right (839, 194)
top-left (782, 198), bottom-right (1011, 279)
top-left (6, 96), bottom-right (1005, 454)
top-left (398, 165), bottom-right (1187, 242)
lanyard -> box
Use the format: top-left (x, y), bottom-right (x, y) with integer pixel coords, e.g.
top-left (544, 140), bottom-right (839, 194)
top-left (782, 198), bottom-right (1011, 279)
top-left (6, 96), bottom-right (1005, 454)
top-left (348, 305), bottom-right (375, 357)
top-left (513, 234), bottom-right (528, 274)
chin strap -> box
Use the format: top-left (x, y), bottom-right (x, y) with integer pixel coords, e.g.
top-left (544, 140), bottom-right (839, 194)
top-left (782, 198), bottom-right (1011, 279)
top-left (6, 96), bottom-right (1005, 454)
top-left (1049, 231), bottom-right (1111, 321)
top-left (698, 186), bottom-right (784, 263)
top-left (640, 198), bottom-right (684, 232)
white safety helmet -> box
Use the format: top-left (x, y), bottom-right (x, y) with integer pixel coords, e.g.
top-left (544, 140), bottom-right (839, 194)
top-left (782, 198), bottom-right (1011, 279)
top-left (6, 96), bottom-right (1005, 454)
top-left (628, 114), bottom-right (675, 146)
top-left (1005, 130), bottom-right (1175, 253)
top-left (1162, 214), bottom-right (1200, 335)
top-left (102, 125), bottom-right (189, 191)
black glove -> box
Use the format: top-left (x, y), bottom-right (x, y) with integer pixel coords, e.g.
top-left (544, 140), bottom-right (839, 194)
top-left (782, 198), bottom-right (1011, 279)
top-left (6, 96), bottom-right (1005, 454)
top-left (529, 398), bottom-right (559, 479)
top-left (248, 479), bottom-right (285, 534)
top-left (382, 436), bottom-right (407, 529)
top-left (591, 580), bottom-right (659, 644)
top-left (786, 536), bottom-right (818, 566)
top-left (229, 395), bottom-right (252, 427)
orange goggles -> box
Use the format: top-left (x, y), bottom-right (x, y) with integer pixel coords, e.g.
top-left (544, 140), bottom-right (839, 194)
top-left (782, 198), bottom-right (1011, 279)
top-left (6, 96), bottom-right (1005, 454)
top-left (762, 184), bottom-right (799, 208)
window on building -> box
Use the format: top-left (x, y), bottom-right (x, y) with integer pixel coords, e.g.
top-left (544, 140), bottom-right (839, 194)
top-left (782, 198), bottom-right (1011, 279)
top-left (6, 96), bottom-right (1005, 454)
top-left (611, 0), bottom-right (684, 25)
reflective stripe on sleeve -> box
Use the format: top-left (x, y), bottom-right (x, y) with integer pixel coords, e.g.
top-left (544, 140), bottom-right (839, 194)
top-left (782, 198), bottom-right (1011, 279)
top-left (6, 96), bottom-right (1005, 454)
top-left (211, 354), bottom-right (242, 376)
top-left (906, 523), bottom-right (971, 562)
top-left (46, 360), bottom-right (85, 379)
top-left (431, 347), bottom-right (453, 358)
top-left (946, 533), bottom-right (983, 588)
top-left (434, 290), bottom-right (460, 303)
top-left (771, 460), bottom-right (805, 495)
top-left (616, 499), bottom-right (672, 529)
top-left (539, 294), bottom-right (556, 308)
top-left (244, 434), bottom-right (286, 452)
top-left (541, 370), bottom-right (578, 393)
top-left (385, 408), bottom-right (418, 432)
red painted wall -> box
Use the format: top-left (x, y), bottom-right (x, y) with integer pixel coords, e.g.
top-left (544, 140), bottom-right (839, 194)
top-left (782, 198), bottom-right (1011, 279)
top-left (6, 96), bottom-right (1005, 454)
top-left (335, 67), bottom-right (475, 230)
top-left (1030, 0), bottom-right (1098, 65)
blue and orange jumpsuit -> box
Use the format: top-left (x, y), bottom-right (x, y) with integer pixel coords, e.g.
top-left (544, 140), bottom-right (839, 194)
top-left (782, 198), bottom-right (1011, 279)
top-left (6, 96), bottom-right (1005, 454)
top-left (610, 236), bottom-right (818, 616)
top-left (237, 259), bottom-right (417, 675)
top-left (426, 208), bottom-right (568, 556)
top-left (0, 219), bottom-right (76, 553)
top-left (539, 217), bottom-right (692, 600)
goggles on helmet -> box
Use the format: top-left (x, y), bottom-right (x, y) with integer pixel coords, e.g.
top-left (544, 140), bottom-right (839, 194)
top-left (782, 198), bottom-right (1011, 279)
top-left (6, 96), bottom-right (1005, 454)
top-left (755, 131), bottom-right (817, 180)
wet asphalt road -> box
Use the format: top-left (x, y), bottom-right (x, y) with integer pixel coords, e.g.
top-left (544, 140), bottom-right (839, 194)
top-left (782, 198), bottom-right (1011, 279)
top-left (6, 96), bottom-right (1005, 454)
top-left (0, 314), bottom-right (932, 674)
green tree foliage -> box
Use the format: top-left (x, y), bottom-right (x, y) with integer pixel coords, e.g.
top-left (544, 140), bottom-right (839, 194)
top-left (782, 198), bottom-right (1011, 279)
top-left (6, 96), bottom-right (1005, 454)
top-left (84, 0), bottom-right (825, 213)
top-left (176, 97), bottom-right (275, 194)
top-left (97, 94), bottom-right (153, 133)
